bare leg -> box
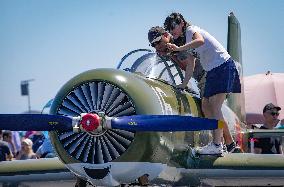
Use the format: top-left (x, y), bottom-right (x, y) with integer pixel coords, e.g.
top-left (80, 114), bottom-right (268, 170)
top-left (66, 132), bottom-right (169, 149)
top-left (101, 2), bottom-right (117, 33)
top-left (202, 97), bottom-right (233, 145)
top-left (208, 93), bottom-right (232, 145)
top-left (202, 97), bottom-right (213, 118)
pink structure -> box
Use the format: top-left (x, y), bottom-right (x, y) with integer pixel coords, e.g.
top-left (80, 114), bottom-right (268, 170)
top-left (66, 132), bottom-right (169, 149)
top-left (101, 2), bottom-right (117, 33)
top-left (244, 71), bottom-right (284, 124)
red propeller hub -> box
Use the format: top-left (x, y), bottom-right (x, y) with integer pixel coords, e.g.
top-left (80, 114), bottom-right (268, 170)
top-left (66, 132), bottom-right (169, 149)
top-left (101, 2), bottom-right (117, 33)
top-left (80, 113), bottom-right (100, 132)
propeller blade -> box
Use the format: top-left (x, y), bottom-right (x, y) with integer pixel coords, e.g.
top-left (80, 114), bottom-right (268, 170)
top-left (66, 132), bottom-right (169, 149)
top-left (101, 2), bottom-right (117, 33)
top-left (0, 114), bottom-right (73, 131)
top-left (0, 113), bottom-right (224, 133)
top-left (110, 115), bottom-right (224, 131)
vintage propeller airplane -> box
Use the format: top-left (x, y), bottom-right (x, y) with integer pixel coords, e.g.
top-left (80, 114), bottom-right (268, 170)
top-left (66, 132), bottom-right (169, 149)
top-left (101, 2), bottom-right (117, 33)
top-left (1, 12), bottom-right (284, 187)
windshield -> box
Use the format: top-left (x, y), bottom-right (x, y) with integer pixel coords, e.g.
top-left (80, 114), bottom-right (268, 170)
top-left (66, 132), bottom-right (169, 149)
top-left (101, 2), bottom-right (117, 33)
top-left (117, 49), bottom-right (200, 96)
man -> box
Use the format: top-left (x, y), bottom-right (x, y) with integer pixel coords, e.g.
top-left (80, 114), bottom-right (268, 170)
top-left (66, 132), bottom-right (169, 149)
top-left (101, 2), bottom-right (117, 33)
top-left (2, 130), bottom-right (16, 157)
top-left (36, 135), bottom-right (55, 158)
top-left (0, 130), bottom-right (13, 161)
top-left (254, 103), bottom-right (283, 154)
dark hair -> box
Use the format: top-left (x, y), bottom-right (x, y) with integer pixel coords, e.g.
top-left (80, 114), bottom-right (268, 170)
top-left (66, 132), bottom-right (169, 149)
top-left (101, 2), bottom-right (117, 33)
top-left (164, 12), bottom-right (190, 46)
top-left (3, 130), bottom-right (12, 139)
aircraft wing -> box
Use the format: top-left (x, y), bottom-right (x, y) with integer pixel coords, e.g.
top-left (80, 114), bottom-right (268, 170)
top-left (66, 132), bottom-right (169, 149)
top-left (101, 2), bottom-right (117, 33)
top-left (0, 157), bottom-right (75, 185)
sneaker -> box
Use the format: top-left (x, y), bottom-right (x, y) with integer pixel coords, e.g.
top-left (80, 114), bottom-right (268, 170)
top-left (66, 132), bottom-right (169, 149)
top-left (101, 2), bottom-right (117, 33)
top-left (226, 142), bottom-right (242, 153)
top-left (195, 142), bottom-right (223, 155)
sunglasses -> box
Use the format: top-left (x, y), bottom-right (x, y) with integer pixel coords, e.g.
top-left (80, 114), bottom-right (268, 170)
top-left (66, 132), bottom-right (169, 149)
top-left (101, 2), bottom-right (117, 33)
top-left (270, 112), bottom-right (279, 116)
top-left (150, 35), bottom-right (162, 47)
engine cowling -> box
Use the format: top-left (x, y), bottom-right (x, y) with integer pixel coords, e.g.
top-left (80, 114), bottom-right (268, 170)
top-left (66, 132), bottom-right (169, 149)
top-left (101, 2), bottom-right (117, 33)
top-left (49, 68), bottom-right (204, 185)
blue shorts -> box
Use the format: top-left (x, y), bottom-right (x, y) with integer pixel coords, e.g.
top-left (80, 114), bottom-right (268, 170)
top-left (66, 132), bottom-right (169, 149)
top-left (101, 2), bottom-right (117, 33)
top-left (203, 58), bottom-right (241, 98)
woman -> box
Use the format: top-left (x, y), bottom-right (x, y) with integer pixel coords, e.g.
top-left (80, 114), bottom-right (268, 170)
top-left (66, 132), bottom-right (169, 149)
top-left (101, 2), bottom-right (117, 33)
top-left (16, 138), bottom-right (37, 160)
top-left (165, 12), bottom-right (241, 155)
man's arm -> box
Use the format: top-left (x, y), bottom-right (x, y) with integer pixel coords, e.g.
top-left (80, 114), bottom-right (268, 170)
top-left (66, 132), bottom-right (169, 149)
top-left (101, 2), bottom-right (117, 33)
top-left (36, 144), bottom-right (43, 158)
top-left (5, 146), bottom-right (13, 161)
top-left (178, 55), bottom-right (195, 89)
top-left (6, 152), bottom-right (13, 161)
top-left (169, 53), bottom-right (195, 89)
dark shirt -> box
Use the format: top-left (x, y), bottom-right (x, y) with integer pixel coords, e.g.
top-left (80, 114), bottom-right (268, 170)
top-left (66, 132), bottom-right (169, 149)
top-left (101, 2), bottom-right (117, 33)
top-left (31, 134), bottom-right (45, 152)
top-left (0, 140), bottom-right (11, 161)
top-left (254, 126), bottom-right (281, 154)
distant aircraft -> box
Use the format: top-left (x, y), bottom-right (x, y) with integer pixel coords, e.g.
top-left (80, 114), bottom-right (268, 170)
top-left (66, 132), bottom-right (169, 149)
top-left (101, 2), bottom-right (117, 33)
top-left (1, 12), bottom-right (284, 187)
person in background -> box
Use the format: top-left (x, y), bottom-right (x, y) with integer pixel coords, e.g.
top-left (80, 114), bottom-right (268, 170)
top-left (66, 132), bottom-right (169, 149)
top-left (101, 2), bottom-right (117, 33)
top-left (0, 130), bottom-right (13, 161)
top-left (16, 138), bottom-right (37, 160)
top-left (276, 119), bottom-right (284, 129)
top-left (274, 111), bottom-right (284, 129)
top-left (164, 12), bottom-right (241, 154)
top-left (2, 130), bottom-right (16, 157)
top-left (30, 131), bottom-right (45, 153)
top-left (36, 132), bottom-right (55, 158)
top-left (254, 103), bottom-right (283, 154)
top-left (12, 131), bottom-right (21, 156)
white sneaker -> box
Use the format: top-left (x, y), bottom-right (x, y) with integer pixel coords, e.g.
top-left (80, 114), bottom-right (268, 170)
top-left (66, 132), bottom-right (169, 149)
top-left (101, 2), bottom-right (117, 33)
top-left (195, 142), bottom-right (223, 155)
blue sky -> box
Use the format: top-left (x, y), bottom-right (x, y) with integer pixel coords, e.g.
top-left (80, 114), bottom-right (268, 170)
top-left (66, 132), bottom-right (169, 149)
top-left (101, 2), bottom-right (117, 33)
top-left (0, 0), bottom-right (283, 113)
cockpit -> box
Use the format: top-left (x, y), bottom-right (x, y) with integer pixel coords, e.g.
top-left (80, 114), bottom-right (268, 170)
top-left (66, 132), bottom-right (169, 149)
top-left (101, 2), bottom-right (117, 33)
top-left (116, 49), bottom-right (200, 97)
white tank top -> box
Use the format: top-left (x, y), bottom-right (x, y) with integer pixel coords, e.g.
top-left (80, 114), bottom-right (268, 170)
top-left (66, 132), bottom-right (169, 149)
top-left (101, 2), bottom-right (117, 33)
top-left (186, 25), bottom-right (231, 71)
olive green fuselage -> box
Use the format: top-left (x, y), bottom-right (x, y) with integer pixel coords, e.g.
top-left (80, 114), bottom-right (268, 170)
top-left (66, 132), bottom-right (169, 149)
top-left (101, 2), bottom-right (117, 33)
top-left (49, 68), bottom-right (207, 168)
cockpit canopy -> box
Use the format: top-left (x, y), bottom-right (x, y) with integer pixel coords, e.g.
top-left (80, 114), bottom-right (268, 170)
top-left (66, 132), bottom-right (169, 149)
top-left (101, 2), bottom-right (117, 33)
top-left (117, 49), bottom-right (200, 97)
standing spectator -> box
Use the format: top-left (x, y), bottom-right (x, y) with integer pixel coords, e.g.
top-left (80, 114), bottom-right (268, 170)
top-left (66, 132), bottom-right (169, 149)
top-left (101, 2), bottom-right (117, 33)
top-left (0, 130), bottom-right (13, 161)
top-left (16, 138), bottom-right (37, 160)
top-left (12, 131), bottom-right (21, 156)
top-left (254, 103), bottom-right (283, 154)
top-left (2, 130), bottom-right (16, 156)
top-left (30, 131), bottom-right (45, 153)
top-left (36, 132), bottom-right (55, 158)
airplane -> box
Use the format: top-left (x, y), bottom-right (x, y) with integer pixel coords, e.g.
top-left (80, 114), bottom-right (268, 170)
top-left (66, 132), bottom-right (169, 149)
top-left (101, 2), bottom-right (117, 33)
top-left (1, 12), bottom-right (284, 187)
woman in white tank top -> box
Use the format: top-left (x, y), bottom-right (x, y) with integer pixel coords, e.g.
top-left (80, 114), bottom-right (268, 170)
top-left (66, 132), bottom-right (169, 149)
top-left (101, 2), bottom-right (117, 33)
top-left (165, 12), bottom-right (241, 155)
